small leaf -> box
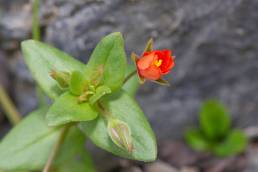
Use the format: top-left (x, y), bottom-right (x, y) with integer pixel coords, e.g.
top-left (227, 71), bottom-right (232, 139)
top-left (200, 100), bottom-right (231, 141)
top-left (21, 40), bottom-right (86, 99)
top-left (152, 78), bottom-right (170, 86)
top-left (46, 92), bottom-right (98, 126)
top-left (122, 64), bottom-right (139, 97)
top-left (143, 38), bottom-right (153, 53)
top-left (69, 71), bottom-right (86, 96)
top-left (213, 129), bottom-right (248, 157)
top-left (50, 70), bottom-right (71, 89)
top-left (85, 32), bottom-right (127, 91)
top-left (131, 52), bottom-right (145, 84)
top-left (185, 128), bottom-right (210, 151)
top-left (89, 85), bottom-right (111, 105)
top-left (79, 90), bottom-right (157, 162)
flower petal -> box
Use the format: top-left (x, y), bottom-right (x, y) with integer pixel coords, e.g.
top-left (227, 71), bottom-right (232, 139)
top-left (138, 65), bottom-right (161, 80)
top-left (137, 52), bottom-right (156, 70)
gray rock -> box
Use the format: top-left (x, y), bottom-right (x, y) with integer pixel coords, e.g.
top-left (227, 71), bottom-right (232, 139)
top-left (0, 0), bottom-right (32, 51)
top-left (144, 161), bottom-right (179, 172)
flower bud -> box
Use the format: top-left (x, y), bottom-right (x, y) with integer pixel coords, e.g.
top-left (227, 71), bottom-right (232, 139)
top-left (50, 70), bottom-right (71, 88)
top-left (107, 119), bottom-right (133, 153)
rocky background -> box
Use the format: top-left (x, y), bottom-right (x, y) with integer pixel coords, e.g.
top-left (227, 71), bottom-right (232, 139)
top-left (0, 0), bottom-right (258, 171)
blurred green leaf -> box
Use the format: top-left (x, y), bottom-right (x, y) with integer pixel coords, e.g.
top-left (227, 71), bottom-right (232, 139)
top-left (57, 149), bottom-right (95, 172)
top-left (200, 100), bottom-right (231, 141)
top-left (122, 64), bottom-right (139, 97)
top-left (185, 128), bottom-right (210, 151)
top-left (0, 108), bottom-right (59, 170)
top-left (79, 90), bottom-right (157, 162)
top-left (85, 32), bottom-right (127, 91)
top-left (46, 92), bottom-right (98, 126)
top-left (21, 40), bottom-right (86, 99)
top-left (55, 128), bottom-right (96, 172)
top-left (213, 129), bottom-right (248, 157)
top-left (0, 108), bottom-right (94, 171)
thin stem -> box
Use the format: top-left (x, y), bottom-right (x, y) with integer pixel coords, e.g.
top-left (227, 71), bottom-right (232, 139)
top-left (32, 0), bottom-right (40, 41)
top-left (0, 85), bottom-right (21, 125)
top-left (123, 70), bottom-right (137, 85)
top-left (32, 0), bottom-right (48, 107)
top-left (43, 125), bottom-right (71, 172)
top-left (97, 102), bottom-right (112, 120)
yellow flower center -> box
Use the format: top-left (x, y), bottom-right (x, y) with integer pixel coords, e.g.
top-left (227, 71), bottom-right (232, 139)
top-left (154, 59), bottom-right (163, 67)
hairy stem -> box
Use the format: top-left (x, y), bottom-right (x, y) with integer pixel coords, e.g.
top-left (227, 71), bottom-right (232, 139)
top-left (43, 125), bottom-right (70, 172)
top-left (123, 70), bottom-right (137, 85)
top-left (0, 85), bottom-right (21, 125)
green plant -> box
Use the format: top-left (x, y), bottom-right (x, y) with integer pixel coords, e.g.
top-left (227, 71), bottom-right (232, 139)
top-left (185, 100), bottom-right (248, 157)
top-left (0, 1), bottom-right (176, 171)
top-left (0, 33), bottom-right (151, 172)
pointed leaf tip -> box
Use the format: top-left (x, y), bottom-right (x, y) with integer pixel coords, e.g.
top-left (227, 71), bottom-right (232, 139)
top-left (143, 38), bottom-right (154, 53)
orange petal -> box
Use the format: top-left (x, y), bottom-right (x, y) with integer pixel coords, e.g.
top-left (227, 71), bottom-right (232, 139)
top-left (137, 52), bottom-right (156, 70)
top-left (139, 65), bottom-right (161, 80)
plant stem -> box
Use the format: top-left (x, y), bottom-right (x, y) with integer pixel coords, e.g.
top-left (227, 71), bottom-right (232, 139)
top-left (32, 0), bottom-right (48, 107)
top-left (123, 70), bottom-right (137, 85)
top-left (43, 125), bottom-right (70, 172)
top-left (97, 102), bottom-right (113, 120)
top-left (32, 0), bottom-right (40, 41)
top-left (0, 85), bottom-right (21, 125)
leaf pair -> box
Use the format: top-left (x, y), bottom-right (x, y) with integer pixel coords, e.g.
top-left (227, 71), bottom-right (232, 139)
top-left (185, 100), bottom-right (247, 157)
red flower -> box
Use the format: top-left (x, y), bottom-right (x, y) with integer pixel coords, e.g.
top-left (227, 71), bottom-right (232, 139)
top-left (136, 50), bottom-right (175, 81)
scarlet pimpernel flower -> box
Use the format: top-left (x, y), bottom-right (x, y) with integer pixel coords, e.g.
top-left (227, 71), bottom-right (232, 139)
top-left (131, 39), bottom-right (175, 85)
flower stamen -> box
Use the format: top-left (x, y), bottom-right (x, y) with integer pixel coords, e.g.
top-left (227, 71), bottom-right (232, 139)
top-left (154, 59), bottom-right (163, 67)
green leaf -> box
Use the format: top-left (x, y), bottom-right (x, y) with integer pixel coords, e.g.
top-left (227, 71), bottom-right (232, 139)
top-left (57, 149), bottom-right (96, 172)
top-left (46, 92), bottom-right (98, 126)
top-left (79, 90), bottom-right (157, 162)
top-left (55, 128), bottom-right (96, 172)
top-left (213, 129), bottom-right (248, 157)
top-left (200, 100), bottom-right (231, 141)
top-left (0, 108), bottom-right (94, 171)
top-left (21, 40), bottom-right (86, 99)
top-left (185, 128), bottom-right (210, 152)
top-left (85, 32), bottom-right (127, 91)
top-left (0, 108), bottom-right (59, 170)
top-left (89, 85), bottom-right (111, 105)
top-left (122, 64), bottom-right (139, 97)
top-left (69, 71), bottom-right (86, 96)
